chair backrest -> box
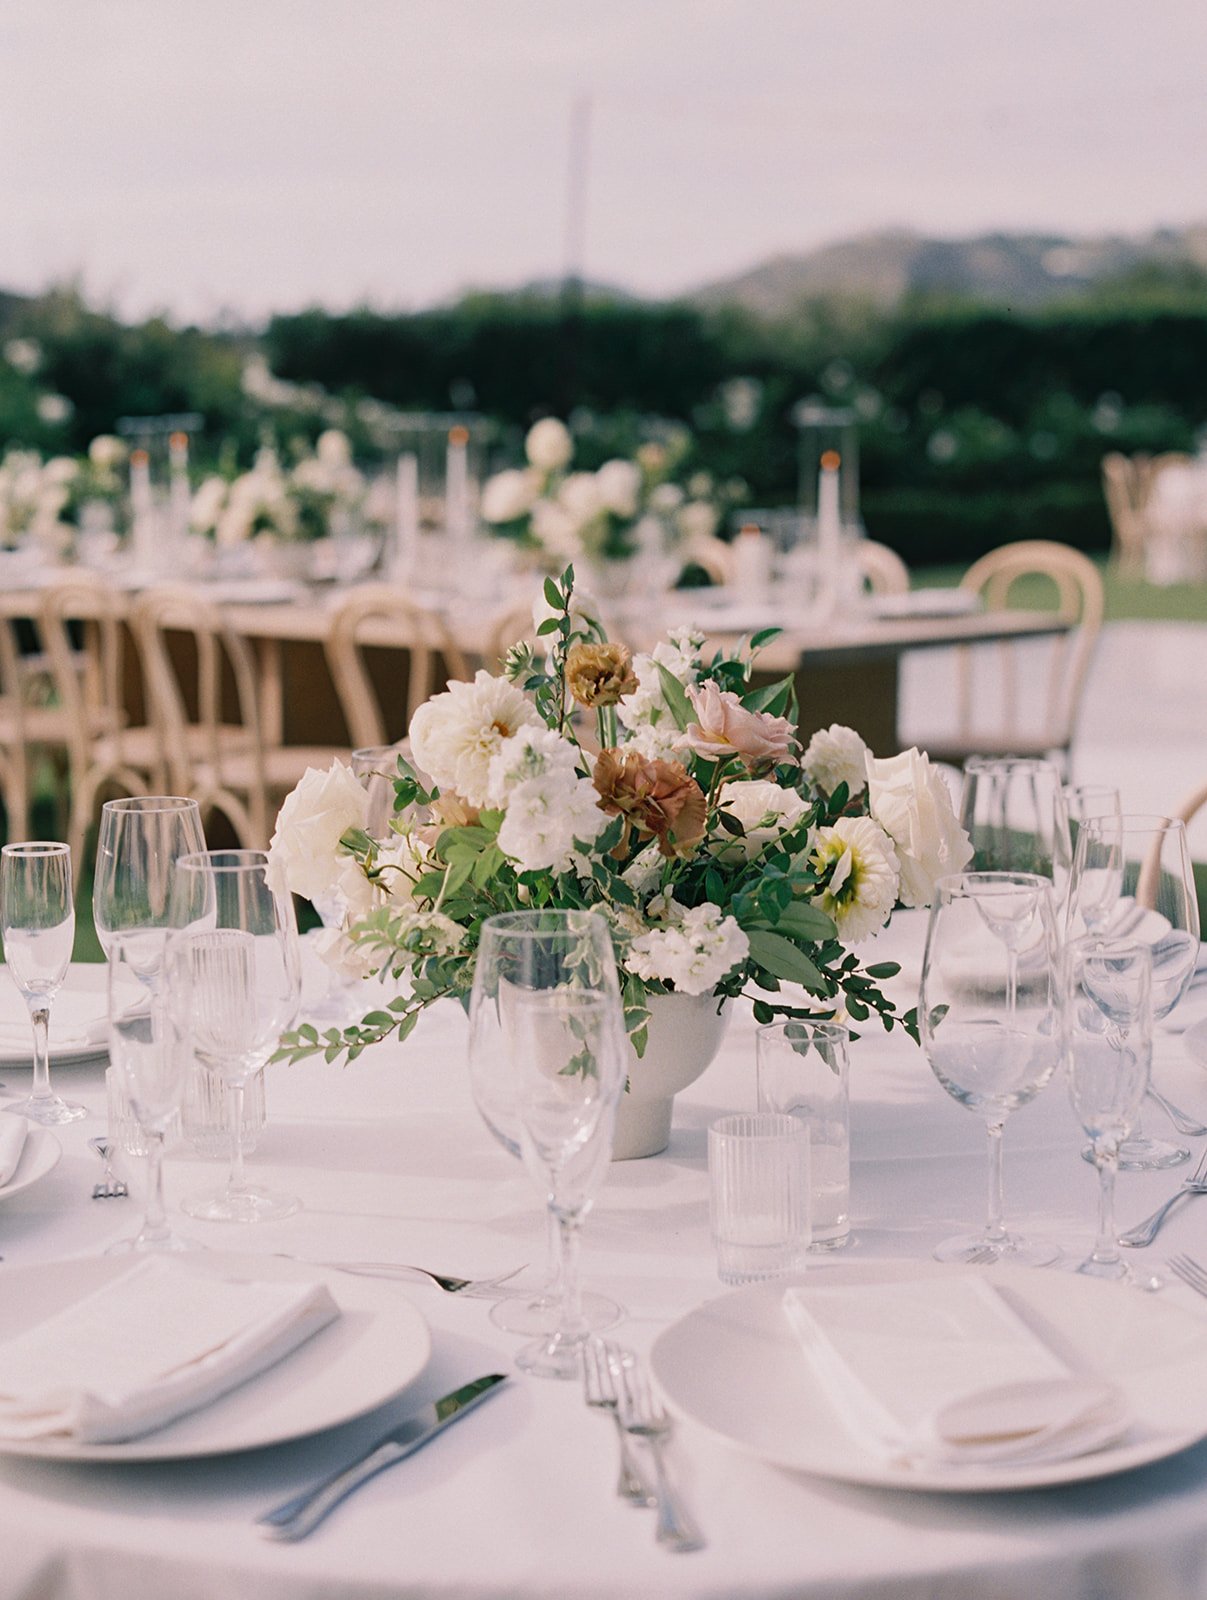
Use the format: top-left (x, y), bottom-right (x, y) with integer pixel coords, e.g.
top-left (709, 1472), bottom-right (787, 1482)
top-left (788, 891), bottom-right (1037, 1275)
top-left (37, 574), bottom-right (132, 773)
top-left (857, 540), bottom-right (910, 596)
top-left (1176, 781), bottom-right (1207, 829)
top-left (1101, 454), bottom-right (1148, 577)
top-left (955, 539), bottom-right (1105, 759)
top-left (130, 585), bottom-right (265, 801)
top-left (325, 584), bottom-right (470, 748)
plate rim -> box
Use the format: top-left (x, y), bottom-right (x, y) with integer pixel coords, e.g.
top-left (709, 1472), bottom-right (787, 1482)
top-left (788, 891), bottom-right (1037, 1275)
top-left (0, 1125), bottom-right (61, 1201)
top-left (0, 1251), bottom-right (432, 1461)
top-left (649, 1259), bottom-right (1207, 1493)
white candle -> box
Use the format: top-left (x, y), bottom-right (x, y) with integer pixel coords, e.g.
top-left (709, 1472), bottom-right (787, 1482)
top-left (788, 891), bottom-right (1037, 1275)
top-left (168, 431), bottom-right (190, 540)
top-left (129, 448), bottom-right (157, 568)
top-left (445, 425), bottom-right (470, 545)
top-left (732, 522), bottom-right (772, 602)
top-left (393, 452), bottom-right (419, 578)
top-left (814, 450), bottom-right (843, 620)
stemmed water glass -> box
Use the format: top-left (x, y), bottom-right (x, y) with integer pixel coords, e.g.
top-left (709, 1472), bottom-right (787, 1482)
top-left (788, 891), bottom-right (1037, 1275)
top-left (93, 797), bottom-right (206, 971)
top-left (1067, 814), bottom-right (1200, 1170)
top-left (920, 871), bottom-right (1062, 1265)
top-left (468, 910), bottom-right (626, 1372)
top-left (1064, 937), bottom-right (1153, 1281)
top-left (166, 850), bottom-right (301, 1223)
top-left (0, 842), bottom-right (85, 1124)
top-left (351, 745), bottom-right (407, 841)
top-left (960, 757), bottom-right (1073, 897)
top-left (107, 933), bottom-right (193, 1253)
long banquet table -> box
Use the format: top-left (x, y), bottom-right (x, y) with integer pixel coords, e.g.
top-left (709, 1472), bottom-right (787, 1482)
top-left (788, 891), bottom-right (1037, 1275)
top-left (4, 916), bottom-right (1207, 1600)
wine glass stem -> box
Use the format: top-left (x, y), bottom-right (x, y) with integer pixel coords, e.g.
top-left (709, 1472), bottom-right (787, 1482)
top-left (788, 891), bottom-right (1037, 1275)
top-left (28, 1005), bottom-right (52, 1104)
top-left (227, 1082), bottom-right (247, 1195)
top-left (552, 1210), bottom-right (586, 1347)
top-left (543, 1208), bottom-right (563, 1302)
top-left (1005, 948), bottom-right (1019, 1016)
top-left (142, 1130), bottom-right (169, 1242)
top-left (1091, 1148), bottom-right (1121, 1267)
top-left (985, 1117), bottom-right (1007, 1243)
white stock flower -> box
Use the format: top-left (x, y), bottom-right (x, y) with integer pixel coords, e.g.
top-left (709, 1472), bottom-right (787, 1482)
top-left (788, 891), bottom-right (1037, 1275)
top-left (595, 459), bottom-right (641, 518)
top-left (558, 471), bottom-right (602, 526)
top-left (487, 725), bottom-right (580, 802)
top-left (803, 724), bottom-right (870, 798)
top-left (497, 771), bottom-right (605, 873)
top-left (616, 629), bottom-right (703, 733)
top-left (866, 748), bottom-right (972, 908)
top-left (408, 671), bottom-right (542, 808)
top-left (810, 815), bottom-right (900, 943)
top-left (618, 720), bottom-right (682, 762)
top-left (267, 760), bottom-right (370, 902)
top-left (481, 467), bottom-right (538, 524)
top-left (628, 902), bottom-right (749, 996)
top-left (525, 417), bottom-right (573, 472)
top-left (718, 780), bottom-right (808, 858)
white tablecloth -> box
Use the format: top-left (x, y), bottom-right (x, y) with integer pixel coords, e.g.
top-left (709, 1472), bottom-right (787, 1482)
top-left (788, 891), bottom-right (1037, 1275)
top-left (4, 917), bottom-right (1207, 1600)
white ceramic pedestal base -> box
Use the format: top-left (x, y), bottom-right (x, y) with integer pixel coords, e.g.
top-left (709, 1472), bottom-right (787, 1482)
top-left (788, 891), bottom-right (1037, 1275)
top-left (611, 993), bottom-right (731, 1160)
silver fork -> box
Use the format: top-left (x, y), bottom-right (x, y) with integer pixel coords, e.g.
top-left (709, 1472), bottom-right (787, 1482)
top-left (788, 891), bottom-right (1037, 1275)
top-left (582, 1340), bottom-right (657, 1507)
top-left (88, 1137), bottom-right (128, 1200)
top-left (1167, 1254), bottom-right (1207, 1298)
top-left (616, 1356), bottom-right (705, 1552)
top-left (1119, 1146), bottom-right (1207, 1248)
top-left (272, 1254), bottom-right (527, 1299)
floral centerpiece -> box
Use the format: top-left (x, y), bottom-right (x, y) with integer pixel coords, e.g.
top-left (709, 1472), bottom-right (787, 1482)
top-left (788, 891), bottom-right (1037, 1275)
top-left (269, 569), bottom-right (972, 1098)
top-left (189, 430), bottom-right (370, 549)
top-left (479, 418), bottom-right (730, 578)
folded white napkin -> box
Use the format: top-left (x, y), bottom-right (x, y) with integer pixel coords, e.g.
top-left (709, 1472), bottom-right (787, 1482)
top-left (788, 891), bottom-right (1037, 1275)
top-left (0, 1259), bottom-right (339, 1444)
top-left (783, 1277), bottom-right (1129, 1470)
top-left (0, 988), bottom-right (109, 1054)
top-left (0, 1118), bottom-right (27, 1186)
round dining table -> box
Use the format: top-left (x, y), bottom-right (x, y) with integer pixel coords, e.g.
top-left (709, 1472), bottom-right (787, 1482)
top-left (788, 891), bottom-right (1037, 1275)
top-left (3, 915), bottom-right (1207, 1600)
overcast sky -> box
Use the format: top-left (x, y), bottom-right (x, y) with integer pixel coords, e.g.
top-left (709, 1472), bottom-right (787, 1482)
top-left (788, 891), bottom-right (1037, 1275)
top-left (2, 0), bottom-right (1205, 323)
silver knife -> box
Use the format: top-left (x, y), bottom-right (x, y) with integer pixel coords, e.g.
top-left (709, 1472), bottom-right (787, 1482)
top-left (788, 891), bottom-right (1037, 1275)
top-left (258, 1373), bottom-right (508, 1541)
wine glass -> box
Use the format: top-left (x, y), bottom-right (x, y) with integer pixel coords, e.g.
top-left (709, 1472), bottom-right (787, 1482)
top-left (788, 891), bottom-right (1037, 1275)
top-left (919, 871), bottom-right (1061, 1265)
top-left (960, 757), bottom-right (1073, 898)
top-left (1064, 937), bottom-right (1153, 1281)
top-left (93, 797), bottom-right (206, 974)
top-left (1062, 783), bottom-right (1121, 864)
top-left (166, 850), bottom-right (301, 1223)
top-left (468, 910), bottom-right (625, 1361)
top-left (106, 933), bottom-right (193, 1253)
top-left (351, 746), bottom-right (405, 841)
top-left (0, 842), bottom-right (85, 1124)
top-left (1068, 814), bottom-right (1200, 1170)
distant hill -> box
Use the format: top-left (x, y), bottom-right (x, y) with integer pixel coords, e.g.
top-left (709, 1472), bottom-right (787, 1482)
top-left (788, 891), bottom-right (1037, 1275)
top-left (689, 225), bottom-right (1207, 317)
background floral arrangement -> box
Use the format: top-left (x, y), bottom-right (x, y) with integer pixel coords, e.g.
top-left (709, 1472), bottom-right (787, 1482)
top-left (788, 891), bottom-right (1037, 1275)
top-left (479, 416), bottom-right (735, 571)
top-left (268, 568), bottom-right (972, 1065)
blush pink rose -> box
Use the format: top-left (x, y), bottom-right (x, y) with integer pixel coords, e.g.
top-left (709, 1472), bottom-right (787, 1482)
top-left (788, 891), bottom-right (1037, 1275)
top-left (679, 682), bottom-right (794, 771)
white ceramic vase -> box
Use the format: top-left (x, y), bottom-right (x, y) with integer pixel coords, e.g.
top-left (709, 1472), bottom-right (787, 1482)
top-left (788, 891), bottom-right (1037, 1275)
top-left (612, 992), bottom-right (731, 1161)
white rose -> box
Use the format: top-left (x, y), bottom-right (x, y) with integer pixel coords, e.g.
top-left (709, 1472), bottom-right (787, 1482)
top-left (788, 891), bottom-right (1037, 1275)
top-left (595, 459), bottom-right (641, 518)
top-left (525, 417), bottom-right (573, 472)
top-left (481, 468), bottom-right (538, 524)
top-left (558, 471), bottom-right (602, 527)
top-left (677, 501), bottom-right (718, 543)
top-left (650, 482), bottom-right (684, 513)
top-left (43, 456), bottom-right (78, 486)
top-left (408, 670), bottom-right (542, 807)
top-left (803, 724), bottom-right (869, 798)
top-left (316, 429), bottom-right (353, 468)
top-left (718, 780), bottom-right (809, 858)
top-left (866, 748), bottom-right (972, 908)
top-left (267, 760), bottom-right (370, 902)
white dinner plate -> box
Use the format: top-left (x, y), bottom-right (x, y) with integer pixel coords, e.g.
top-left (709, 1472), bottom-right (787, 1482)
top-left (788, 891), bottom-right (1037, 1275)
top-left (0, 1126), bottom-right (61, 1201)
top-left (650, 1260), bottom-right (1207, 1492)
top-left (868, 589), bottom-right (982, 620)
top-left (0, 967), bottom-right (109, 1067)
top-left (0, 1252), bottom-right (432, 1461)
top-left (1183, 1017), bottom-right (1207, 1069)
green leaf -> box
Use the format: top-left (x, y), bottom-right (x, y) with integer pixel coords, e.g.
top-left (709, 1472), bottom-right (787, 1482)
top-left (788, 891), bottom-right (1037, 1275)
top-left (543, 576), bottom-right (561, 609)
top-left (748, 627), bottom-right (783, 651)
top-left (654, 663), bottom-right (694, 731)
top-left (743, 676), bottom-right (793, 716)
top-left (769, 902), bottom-right (837, 942)
top-left (746, 929), bottom-right (827, 994)
top-left (715, 809), bottom-right (746, 837)
top-left (536, 617), bottom-right (560, 636)
top-left (864, 961), bottom-right (901, 979)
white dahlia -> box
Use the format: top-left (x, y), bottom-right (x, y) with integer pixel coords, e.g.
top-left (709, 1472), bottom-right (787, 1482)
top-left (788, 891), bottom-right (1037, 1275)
top-left (803, 724), bottom-right (870, 798)
top-left (408, 672), bottom-right (542, 808)
top-left (809, 815), bottom-right (900, 943)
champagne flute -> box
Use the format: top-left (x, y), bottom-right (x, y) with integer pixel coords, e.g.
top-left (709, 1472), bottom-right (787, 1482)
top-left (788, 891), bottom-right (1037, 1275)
top-left (106, 933), bottom-right (193, 1253)
top-left (1064, 937), bottom-right (1153, 1281)
top-left (960, 757), bottom-right (1073, 899)
top-left (1, 842), bottom-right (85, 1124)
top-left (468, 910), bottom-right (625, 1347)
top-left (166, 850), bottom-right (301, 1223)
top-left (1068, 814), bottom-right (1200, 1170)
top-left (920, 871), bottom-right (1061, 1265)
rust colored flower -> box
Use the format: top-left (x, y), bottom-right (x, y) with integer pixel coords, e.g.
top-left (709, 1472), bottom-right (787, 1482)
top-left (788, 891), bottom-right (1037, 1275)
top-left (565, 641), bottom-right (639, 709)
top-left (680, 680), bottom-right (794, 772)
top-left (593, 748), bottom-right (707, 858)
